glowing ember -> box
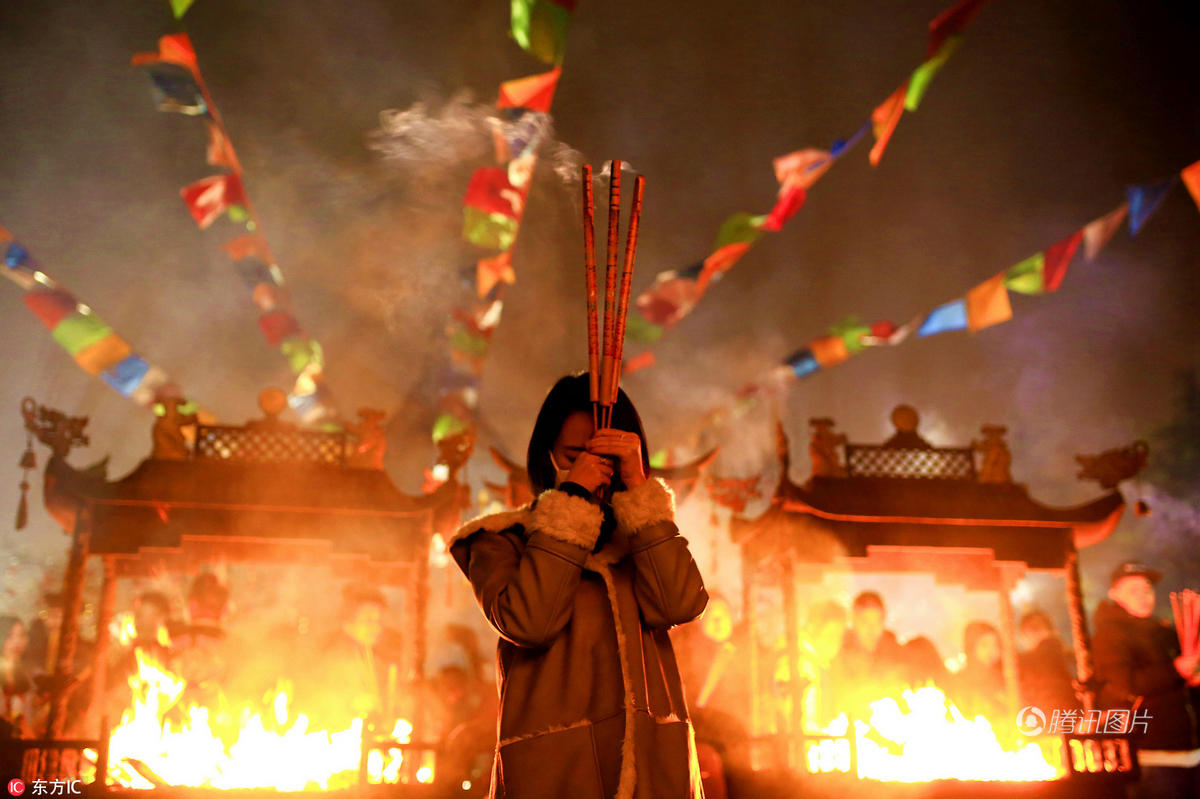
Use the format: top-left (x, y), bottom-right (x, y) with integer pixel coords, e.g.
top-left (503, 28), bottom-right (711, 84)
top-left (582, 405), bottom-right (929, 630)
top-left (103, 650), bottom-right (420, 790)
top-left (806, 686), bottom-right (1066, 782)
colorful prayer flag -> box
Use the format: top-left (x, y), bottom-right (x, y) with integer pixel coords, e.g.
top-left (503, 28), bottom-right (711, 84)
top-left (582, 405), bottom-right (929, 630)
top-left (906, 35), bottom-right (962, 111)
top-left (761, 185), bottom-right (807, 232)
top-left (52, 312), bottom-right (113, 354)
top-left (510, 0), bottom-right (575, 65)
top-left (1181, 160), bottom-right (1200, 215)
top-left (773, 149), bottom-right (833, 191)
top-left (23, 289), bottom-right (78, 329)
top-left (477, 251), bottom-right (516, 297)
top-left (180, 173), bottom-right (248, 229)
top-left (281, 337), bottom-right (324, 374)
top-left (965, 272), bottom-right (1012, 331)
top-left (870, 83), bottom-right (908, 166)
top-left (497, 67), bottom-right (561, 113)
top-left (696, 242), bottom-right (752, 292)
top-left (1003, 252), bottom-right (1045, 295)
top-left (1042, 229), bottom-right (1083, 291)
top-left (917, 298), bottom-right (968, 336)
top-left (714, 213), bottom-right (768, 250)
top-left (810, 335), bottom-right (850, 367)
top-left (1127, 177), bottom-right (1177, 235)
top-left (170, 0), bottom-right (197, 19)
top-left (464, 167), bottom-right (524, 219)
top-left (1082, 203), bottom-right (1128, 260)
top-left (635, 271), bottom-right (703, 328)
top-left (785, 347), bottom-right (820, 378)
top-left (206, 121), bottom-right (240, 170)
top-left (132, 33), bottom-right (199, 74)
top-left (258, 310), bottom-right (301, 347)
top-left (623, 351), bottom-right (656, 374)
top-left (927, 0), bottom-right (989, 58)
top-left (462, 206), bottom-right (520, 251)
top-left (829, 316), bottom-right (872, 354)
top-left (74, 333), bottom-right (132, 375)
top-left (141, 63), bottom-right (207, 115)
top-left (101, 355), bottom-right (151, 397)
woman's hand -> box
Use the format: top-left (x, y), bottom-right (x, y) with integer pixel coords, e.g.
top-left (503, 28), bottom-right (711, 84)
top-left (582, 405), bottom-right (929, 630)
top-left (565, 451), bottom-right (614, 497)
top-left (586, 429), bottom-right (646, 490)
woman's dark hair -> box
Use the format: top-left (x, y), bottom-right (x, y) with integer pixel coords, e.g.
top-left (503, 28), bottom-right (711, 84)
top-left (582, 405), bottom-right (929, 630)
top-left (963, 620), bottom-right (1000, 664)
top-left (526, 373), bottom-right (651, 496)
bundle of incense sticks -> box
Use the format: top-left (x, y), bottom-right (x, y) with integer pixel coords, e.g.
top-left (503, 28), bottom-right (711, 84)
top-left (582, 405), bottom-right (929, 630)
top-left (581, 161), bottom-right (645, 429)
top-left (1170, 589), bottom-right (1200, 658)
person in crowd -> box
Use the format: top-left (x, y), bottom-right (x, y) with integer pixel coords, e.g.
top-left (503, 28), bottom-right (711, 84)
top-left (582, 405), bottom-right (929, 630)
top-left (1017, 609), bottom-right (1079, 715)
top-left (900, 635), bottom-right (948, 689)
top-left (949, 621), bottom-right (1007, 722)
top-left (450, 373), bottom-right (707, 799)
top-left (0, 616), bottom-right (33, 735)
top-left (22, 590), bottom-right (63, 677)
top-left (1093, 561), bottom-right (1200, 799)
top-left (310, 585), bottom-right (392, 728)
top-left (171, 574), bottom-right (233, 705)
top-left (832, 590), bottom-right (905, 716)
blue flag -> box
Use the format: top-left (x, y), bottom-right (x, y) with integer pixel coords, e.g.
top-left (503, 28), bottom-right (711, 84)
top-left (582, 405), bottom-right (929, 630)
top-left (1126, 177), bottom-right (1177, 235)
top-left (917, 299), bottom-right (968, 337)
top-left (785, 348), bottom-right (820, 378)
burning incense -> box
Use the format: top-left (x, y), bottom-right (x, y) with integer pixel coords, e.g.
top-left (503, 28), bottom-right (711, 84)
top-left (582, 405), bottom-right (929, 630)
top-left (581, 164), bottom-right (600, 428)
top-left (600, 160), bottom-right (622, 424)
top-left (606, 174), bottom-right (645, 427)
top-left (1171, 589), bottom-right (1200, 658)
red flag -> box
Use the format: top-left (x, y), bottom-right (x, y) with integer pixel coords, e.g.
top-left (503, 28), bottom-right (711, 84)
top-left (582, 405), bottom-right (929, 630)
top-left (927, 0), bottom-right (989, 58)
top-left (464, 167), bottom-right (524, 219)
top-left (1042, 229), bottom-right (1083, 291)
top-left (761, 185), bottom-right (807, 232)
top-left (206, 121), bottom-right (240, 171)
top-left (258, 310), bottom-right (301, 347)
top-left (1182, 159), bottom-right (1200, 215)
top-left (222, 234), bottom-right (273, 264)
top-left (773, 148), bottom-right (833, 191)
top-left (497, 67), bottom-right (561, 113)
top-left (132, 33), bottom-right (200, 77)
top-left (623, 351), bottom-right (656, 374)
top-left (180, 173), bottom-right (247, 229)
top-left (870, 84), bottom-right (908, 166)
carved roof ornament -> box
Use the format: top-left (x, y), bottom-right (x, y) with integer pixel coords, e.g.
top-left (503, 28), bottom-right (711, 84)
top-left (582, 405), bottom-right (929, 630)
top-left (21, 397), bottom-right (90, 459)
top-left (1076, 440), bottom-right (1149, 490)
top-left (152, 397), bottom-right (198, 460)
top-left (883, 404), bottom-right (933, 449)
top-left (345, 407), bottom-right (388, 469)
top-left (973, 424), bottom-right (1013, 484)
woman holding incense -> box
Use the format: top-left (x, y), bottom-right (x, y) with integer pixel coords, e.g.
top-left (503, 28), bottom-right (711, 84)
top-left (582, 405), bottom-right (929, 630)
top-left (451, 373), bottom-right (708, 799)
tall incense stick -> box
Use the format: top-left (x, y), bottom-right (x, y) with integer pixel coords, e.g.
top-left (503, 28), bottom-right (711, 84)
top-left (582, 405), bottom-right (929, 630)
top-left (606, 174), bottom-right (645, 428)
top-left (600, 160), bottom-right (622, 426)
top-left (582, 164), bottom-right (599, 428)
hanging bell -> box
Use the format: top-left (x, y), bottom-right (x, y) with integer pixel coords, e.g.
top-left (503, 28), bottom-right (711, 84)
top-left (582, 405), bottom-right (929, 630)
top-left (20, 447), bottom-right (36, 470)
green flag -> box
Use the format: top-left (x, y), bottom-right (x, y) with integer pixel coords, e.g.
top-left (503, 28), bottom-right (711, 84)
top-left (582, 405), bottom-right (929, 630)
top-left (905, 35), bottom-right (962, 111)
top-left (170, 0), bottom-right (196, 19)
top-left (714, 212), bottom-right (767, 250)
top-left (1003, 252), bottom-right (1046, 295)
top-left (511, 0), bottom-right (572, 65)
top-left (463, 206), bottom-right (519, 251)
top-left (52, 312), bottom-right (113, 355)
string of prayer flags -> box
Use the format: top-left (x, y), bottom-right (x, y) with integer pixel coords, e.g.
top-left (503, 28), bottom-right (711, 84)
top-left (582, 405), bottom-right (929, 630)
top-left (2, 226), bottom-right (193, 409)
top-left (1082, 204), bottom-right (1129, 260)
top-left (625, 0), bottom-right (987, 373)
top-left (135, 26), bottom-right (338, 425)
top-left (510, 0), bottom-right (576, 66)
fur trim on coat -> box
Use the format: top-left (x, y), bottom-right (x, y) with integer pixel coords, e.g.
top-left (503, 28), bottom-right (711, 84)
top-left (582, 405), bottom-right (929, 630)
top-left (610, 476), bottom-right (675, 534)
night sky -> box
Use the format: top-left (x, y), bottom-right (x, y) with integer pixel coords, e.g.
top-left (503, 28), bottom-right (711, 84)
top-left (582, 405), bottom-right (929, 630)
top-left (1, 0), bottom-right (1198, 620)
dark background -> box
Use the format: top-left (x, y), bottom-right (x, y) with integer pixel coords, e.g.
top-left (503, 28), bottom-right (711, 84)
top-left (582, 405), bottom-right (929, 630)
top-left (1, 0), bottom-right (1197, 617)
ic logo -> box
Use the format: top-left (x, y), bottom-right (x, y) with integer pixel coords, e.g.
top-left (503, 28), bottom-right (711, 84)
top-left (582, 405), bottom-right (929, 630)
top-left (1017, 706), bottom-right (1047, 736)
top-left (7, 779), bottom-right (25, 797)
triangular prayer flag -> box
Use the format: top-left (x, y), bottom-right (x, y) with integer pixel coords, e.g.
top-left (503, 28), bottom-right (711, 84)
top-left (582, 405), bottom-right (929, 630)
top-left (170, 0), bottom-right (197, 18)
top-left (870, 83), bottom-right (908, 167)
top-left (927, 0), bottom-right (988, 58)
top-left (829, 316), bottom-right (872, 354)
top-left (917, 299), bottom-right (968, 337)
top-left (773, 149), bottom-right (833, 191)
top-left (477, 251), bottom-right (516, 297)
top-left (141, 63), bottom-right (208, 115)
top-left (281, 337), bottom-right (324, 374)
top-left (635, 272), bottom-right (703, 328)
top-left (809, 335), bottom-right (850, 367)
top-left (965, 272), bottom-right (1012, 332)
top-left (784, 347), bottom-right (820, 378)
top-left (132, 33), bottom-right (199, 75)
top-left (761, 185), bottom-right (807, 232)
top-left (74, 333), bottom-right (132, 376)
top-left (462, 206), bottom-right (520, 251)
top-left (510, 0), bottom-right (574, 65)
top-left (905, 35), bottom-right (962, 111)
top-left (1042, 229), bottom-right (1083, 291)
top-left (180, 173), bottom-right (247, 229)
top-left (1181, 160), bottom-right (1200, 215)
top-left (23, 289), bottom-right (79, 329)
top-left (222, 234), bottom-right (274, 265)
top-left (714, 212), bottom-right (768, 250)
top-left (831, 122), bottom-right (870, 158)
top-left (1127, 177), bottom-right (1177, 235)
top-left (1082, 204), bottom-right (1128, 260)
top-left (52, 312), bottom-right (113, 355)
top-left (696, 242), bottom-right (752, 293)
top-left (5, 240), bottom-right (29, 270)
top-left (497, 67), bottom-right (562, 113)
top-left (622, 351), bottom-right (656, 374)
top-left (205, 121), bottom-right (240, 170)
top-left (1003, 252), bottom-right (1045, 295)
top-left (252, 283), bottom-right (284, 312)
top-left (625, 313), bottom-right (665, 344)
top-left (258, 310), bottom-right (301, 348)
top-left (102, 355), bottom-right (151, 397)
top-left (464, 167), bottom-right (524, 219)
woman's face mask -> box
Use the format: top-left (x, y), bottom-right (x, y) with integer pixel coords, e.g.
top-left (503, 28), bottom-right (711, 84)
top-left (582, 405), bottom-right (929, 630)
top-left (549, 450), bottom-right (571, 488)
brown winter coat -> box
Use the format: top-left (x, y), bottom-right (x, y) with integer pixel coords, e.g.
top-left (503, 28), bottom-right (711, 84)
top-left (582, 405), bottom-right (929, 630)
top-left (450, 477), bottom-right (708, 799)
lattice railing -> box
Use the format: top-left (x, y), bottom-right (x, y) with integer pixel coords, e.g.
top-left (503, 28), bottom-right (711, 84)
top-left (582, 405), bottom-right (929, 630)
top-left (194, 424), bottom-right (347, 465)
top-left (844, 444), bottom-right (976, 480)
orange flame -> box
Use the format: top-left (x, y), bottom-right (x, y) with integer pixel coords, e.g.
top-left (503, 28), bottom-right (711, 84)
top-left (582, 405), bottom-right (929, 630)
top-left (103, 650), bottom-right (429, 790)
top-left (805, 686), bottom-right (1066, 782)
